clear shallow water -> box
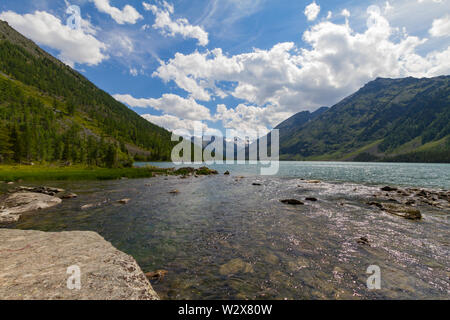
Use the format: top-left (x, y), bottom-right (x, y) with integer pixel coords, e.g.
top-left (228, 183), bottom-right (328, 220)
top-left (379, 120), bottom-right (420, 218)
top-left (138, 161), bottom-right (450, 190)
top-left (3, 162), bottom-right (450, 300)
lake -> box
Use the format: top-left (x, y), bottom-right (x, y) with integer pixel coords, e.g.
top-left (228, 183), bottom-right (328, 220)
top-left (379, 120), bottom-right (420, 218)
top-left (4, 162), bottom-right (450, 299)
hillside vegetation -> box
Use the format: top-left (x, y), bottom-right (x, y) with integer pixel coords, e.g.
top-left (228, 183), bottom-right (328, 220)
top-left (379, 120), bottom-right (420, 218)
top-left (0, 20), bottom-right (175, 167)
top-left (278, 76), bottom-right (450, 163)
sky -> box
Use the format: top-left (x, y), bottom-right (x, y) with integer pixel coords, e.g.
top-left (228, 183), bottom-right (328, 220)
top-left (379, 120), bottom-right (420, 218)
top-left (0, 0), bottom-right (449, 139)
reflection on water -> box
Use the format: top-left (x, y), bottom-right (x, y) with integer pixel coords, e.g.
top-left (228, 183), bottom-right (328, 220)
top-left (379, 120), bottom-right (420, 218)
top-left (4, 162), bottom-right (450, 300)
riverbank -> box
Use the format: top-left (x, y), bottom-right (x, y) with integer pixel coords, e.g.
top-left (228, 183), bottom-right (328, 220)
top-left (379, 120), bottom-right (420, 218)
top-left (0, 229), bottom-right (159, 300)
top-left (0, 165), bottom-right (173, 182)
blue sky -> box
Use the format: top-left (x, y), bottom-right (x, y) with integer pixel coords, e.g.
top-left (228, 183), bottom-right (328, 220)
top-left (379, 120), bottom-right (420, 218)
top-left (0, 0), bottom-right (449, 138)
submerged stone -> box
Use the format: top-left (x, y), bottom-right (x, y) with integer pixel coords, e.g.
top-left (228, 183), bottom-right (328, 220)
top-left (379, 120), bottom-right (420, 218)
top-left (280, 199), bottom-right (304, 205)
top-left (219, 258), bottom-right (254, 275)
top-left (381, 186), bottom-right (398, 192)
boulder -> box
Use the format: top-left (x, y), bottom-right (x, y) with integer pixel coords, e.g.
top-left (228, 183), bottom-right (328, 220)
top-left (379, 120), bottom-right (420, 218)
top-left (305, 197), bottom-right (318, 202)
top-left (0, 229), bottom-right (159, 300)
top-left (0, 192), bottom-right (62, 223)
top-left (224, 171), bottom-right (230, 175)
top-left (117, 199), bottom-right (131, 204)
top-left (306, 180), bottom-right (321, 184)
top-left (252, 182), bottom-right (262, 186)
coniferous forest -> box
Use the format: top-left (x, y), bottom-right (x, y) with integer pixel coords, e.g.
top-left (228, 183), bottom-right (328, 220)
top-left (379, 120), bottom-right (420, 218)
top-left (0, 21), bottom-right (175, 167)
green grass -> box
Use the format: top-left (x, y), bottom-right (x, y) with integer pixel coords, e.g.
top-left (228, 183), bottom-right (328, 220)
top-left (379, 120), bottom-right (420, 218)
top-left (0, 165), bottom-right (173, 182)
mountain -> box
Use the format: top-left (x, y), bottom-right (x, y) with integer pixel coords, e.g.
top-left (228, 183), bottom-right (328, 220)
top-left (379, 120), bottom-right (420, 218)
top-left (277, 76), bottom-right (450, 163)
top-left (0, 20), bottom-right (175, 167)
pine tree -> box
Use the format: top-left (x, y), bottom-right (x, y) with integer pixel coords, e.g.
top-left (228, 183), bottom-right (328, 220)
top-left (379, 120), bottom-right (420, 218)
top-left (0, 125), bottom-right (12, 162)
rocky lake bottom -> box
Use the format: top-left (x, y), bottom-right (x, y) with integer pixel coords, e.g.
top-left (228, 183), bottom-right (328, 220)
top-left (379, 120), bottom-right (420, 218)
top-left (1, 163), bottom-right (449, 300)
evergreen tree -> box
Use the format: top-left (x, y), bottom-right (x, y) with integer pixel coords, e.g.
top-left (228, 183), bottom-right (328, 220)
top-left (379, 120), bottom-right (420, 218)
top-left (0, 125), bottom-right (12, 162)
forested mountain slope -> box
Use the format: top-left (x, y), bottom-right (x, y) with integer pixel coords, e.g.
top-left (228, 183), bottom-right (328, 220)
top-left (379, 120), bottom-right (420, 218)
top-left (0, 20), bottom-right (175, 166)
top-left (278, 76), bottom-right (450, 163)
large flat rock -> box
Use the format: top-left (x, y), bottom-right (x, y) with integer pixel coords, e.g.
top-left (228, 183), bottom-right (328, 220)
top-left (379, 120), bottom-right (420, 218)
top-left (0, 229), bottom-right (159, 300)
top-left (0, 192), bottom-right (62, 223)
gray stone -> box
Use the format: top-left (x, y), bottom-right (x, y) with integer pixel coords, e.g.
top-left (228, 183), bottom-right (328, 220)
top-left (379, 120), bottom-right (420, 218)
top-left (0, 229), bottom-right (159, 300)
top-left (0, 192), bottom-right (62, 223)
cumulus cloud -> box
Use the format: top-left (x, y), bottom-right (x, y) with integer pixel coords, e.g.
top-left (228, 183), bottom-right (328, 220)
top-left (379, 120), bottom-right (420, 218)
top-left (304, 1), bottom-right (320, 21)
top-left (113, 93), bottom-right (212, 120)
top-left (152, 6), bottom-right (450, 131)
top-left (0, 10), bottom-right (108, 67)
top-left (429, 14), bottom-right (450, 37)
top-left (91, 0), bottom-right (143, 24)
top-left (143, 1), bottom-right (209, 46)
top-left (215, 103), bottom-right (288, 139)
top-left (141, 114), bottom-right (220, 137)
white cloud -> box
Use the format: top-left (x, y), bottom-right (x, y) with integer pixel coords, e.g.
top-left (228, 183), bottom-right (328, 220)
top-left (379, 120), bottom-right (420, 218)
top-left (384, 1), bottom-right (394, 13)
top-left (91, 0), bottom-right (143, 24)
top-left (0, 10), bottom-right (108, 67)
top-left (143, 1), bottom-right (209, 46)
top-left (429, 14), bottom-right (450, 37)
top-left (113, 93), bottom-right (212, 120)
top-left (129, 68), bottom-right (138, 76)
top-left (304, 1), bottom-right (320, 22)
top-left (215, 103), bottom-right (288, 139)
top-left (341, 9), bottom-right (351, 18)
top-left (153, 6), bottom-right (450, 131)
top-left (141, 114), bottom-right (220, 137)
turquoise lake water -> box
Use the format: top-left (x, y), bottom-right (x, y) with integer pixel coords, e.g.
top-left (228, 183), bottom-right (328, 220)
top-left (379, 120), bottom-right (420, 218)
top-left (139, 161), bottom-right (450, 190)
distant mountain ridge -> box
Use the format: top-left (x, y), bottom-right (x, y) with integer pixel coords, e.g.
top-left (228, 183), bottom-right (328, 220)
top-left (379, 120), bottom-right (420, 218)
top-left (0, 20), bottom-right (175, 166)
top-left (276, 76), bottom-right (450, 163)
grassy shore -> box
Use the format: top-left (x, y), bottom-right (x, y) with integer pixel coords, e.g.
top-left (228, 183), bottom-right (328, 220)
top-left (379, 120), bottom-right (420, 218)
top-left (0, 165), bottom-right (173, 182)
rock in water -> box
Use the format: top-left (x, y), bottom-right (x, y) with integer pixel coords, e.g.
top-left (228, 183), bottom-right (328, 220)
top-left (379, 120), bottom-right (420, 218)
top-left (0, 192), bottom-right (62, 223)
top-left (357, 237), bottom-right (370, 246)
top-left (117, 199), bottom-right (131, 204)
top-left (380, 203), bottom-right (422, 220)
top-left (305, 197), bottom-right (318, 202)
top-left (145, 270), bottom-right (169, 282)
top-left (252, 182), bottom-right (262, 186)
top-left (17, 186), bottom-right (65, 196)
top-left (224, 171), bottom-right (230, 175)
top-left (219, 259), bottom-right (254, 276)
top-left (280, 199), bottom-right (304, 205)
top-left (81, 204), bottom-right (94, 210)
top-left (0, 229), bottom-right (159, 300)
top-left (381, 186), bottom-right (398, 192)
top-left (306, 180), bottom-right (321, 184)
top-left (61, 193), bottom-right (78, 199)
